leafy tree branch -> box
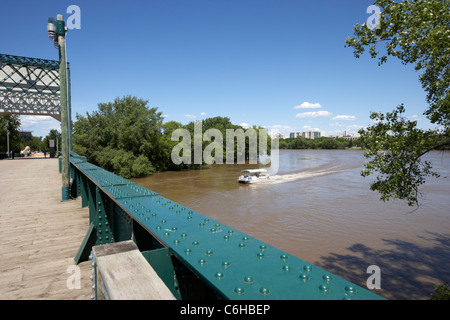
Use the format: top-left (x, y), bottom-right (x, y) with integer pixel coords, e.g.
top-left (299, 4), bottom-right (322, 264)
top-left (346, 0), bottom-right (449, 206)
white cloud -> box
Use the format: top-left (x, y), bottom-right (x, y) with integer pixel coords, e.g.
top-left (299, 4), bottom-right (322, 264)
top-left (19, 115), bottom-right (60, 137)
top-left (266, 124), bottom-right (295, 136)
top-left (270, 124), bottom-right (294, 130)
top-left (295, 110), bottom-right (333, 118)
top-left (302, 125), bottom-right (321, 131)
top-left (332, 115), bottom-right (356, 121)
top-left (330, 122), bottom-right (364, 130)
top-left (293, 102), bottom-right (322, 109)
top-left (329, 121), bottom-right (366, 135)
top-left (346, 124), bottom-right (365, 131)
top-left (240, 122), bottom-right (250, 129)
top-left (20, 115), bottom-right (50, 127)
top-left (200, 112), bottom-right (207, 116)
top-left (408, 115), bottom-right (421, 121)
top-left (184, 114), bottom-right (196, 119)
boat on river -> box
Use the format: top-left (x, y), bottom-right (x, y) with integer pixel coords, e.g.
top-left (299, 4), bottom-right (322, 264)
top-left (238, 169), bottom-right (269, 184)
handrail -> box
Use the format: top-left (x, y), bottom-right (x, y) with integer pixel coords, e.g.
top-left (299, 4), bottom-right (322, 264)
top-left (69, 151), bottom-right (385, 300)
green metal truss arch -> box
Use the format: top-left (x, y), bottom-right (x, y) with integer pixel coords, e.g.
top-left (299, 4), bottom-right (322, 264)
top-left (0, 54), bottom-right (68, 121)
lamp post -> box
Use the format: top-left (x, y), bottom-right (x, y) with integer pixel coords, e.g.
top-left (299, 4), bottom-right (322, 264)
top-left (48, 14), bottom-right (71, 201)
top-left (6, 129), bottom-right (9, 159)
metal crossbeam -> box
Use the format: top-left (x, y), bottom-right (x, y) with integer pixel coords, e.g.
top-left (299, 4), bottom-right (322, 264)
top-left (0, 90), bottom-right (61, 120)
top-left (0, 54), bottom-right (62, 120)
top-left (0, 54), bottom-right (59, 70)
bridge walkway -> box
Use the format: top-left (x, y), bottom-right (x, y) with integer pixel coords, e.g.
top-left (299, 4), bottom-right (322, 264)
top-left (0, 158), bottom-right (92, 299)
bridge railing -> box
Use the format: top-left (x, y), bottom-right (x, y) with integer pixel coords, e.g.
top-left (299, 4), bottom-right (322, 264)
top-left (68, 151), bottom-right (384, 300)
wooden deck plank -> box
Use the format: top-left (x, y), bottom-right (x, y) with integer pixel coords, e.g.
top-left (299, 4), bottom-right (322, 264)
top-left (0, 158), bottom-right (92, 300)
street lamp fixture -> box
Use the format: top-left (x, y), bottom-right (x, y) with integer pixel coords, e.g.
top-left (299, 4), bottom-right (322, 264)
top-left (47, 17), bottom-right (56, 40)
top-left (47, 16), bottom-right (66, 48)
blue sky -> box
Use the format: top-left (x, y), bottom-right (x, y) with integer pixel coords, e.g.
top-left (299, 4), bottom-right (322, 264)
top-left (1, 0), bottom-right (433, 138)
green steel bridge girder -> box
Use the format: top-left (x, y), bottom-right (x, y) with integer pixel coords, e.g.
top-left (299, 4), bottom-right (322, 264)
top-left (0, 53), bottom-right (65, 120)
top-left (0, 54), bottom-right (62, 95)
top-left (0, 54), bottom-right (60, 70)
top-left (69, 152), bottom-right (386, 300)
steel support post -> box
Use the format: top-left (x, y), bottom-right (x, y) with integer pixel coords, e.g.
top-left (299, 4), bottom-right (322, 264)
top-left (57, 15), bottom-right (70, 201)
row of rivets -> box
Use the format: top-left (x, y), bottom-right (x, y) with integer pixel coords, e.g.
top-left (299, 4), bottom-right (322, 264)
top-left (229, 273), bottom-right (352, 298)
top-left (121, 199), bottom-right (194, 226)
top-left (232, 287), bottom-right (270, 296)
top-left (114, 195), bottom-right (360, 299)
top-left (98, 204), bottom-right (358, 297)
top-left (89, 252), bottom-right (96, 300)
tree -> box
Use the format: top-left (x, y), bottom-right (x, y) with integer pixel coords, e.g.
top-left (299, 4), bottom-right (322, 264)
top-left (42, 129), bottom-right (62, 153)
top-left (72, 96), bottom-right (163, 178)
top-left (359, 105), bottom-right (444, 206)
top-left (0, 115), bottom-right (21, 153)
top-left (345, 0), bottom-right (450, 206)
top-left (183, 117), bottom-right (268, 165)
top-left (28, 136), bottom-right (43, 151)
top-left (159, 121), bottom-right (186, 170)
top-left (277, 136), bottom-right (353, 150)
top-left (431, 282), bottom-right (450, 300)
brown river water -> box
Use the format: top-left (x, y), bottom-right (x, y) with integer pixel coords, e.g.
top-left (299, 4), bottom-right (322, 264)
top-left (132, 149), bottom-right (450, 300)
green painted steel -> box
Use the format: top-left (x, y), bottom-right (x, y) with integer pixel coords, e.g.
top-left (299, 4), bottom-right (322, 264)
top-left (56, 18), bottom-right (70, 202)
top-left (0, 54), bottom-right (60, 72)
top-left (69, 152), bottom-right (385, 300)
top-left (141, 248), bottom-right (182, 300)
top-left (0, 53), bottom-right (62, 120)
top-left (75, 222), bottom-right (96, 263)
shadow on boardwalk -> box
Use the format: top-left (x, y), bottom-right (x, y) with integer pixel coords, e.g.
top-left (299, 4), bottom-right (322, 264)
top-left (316, 231), bottom-right (450, 300)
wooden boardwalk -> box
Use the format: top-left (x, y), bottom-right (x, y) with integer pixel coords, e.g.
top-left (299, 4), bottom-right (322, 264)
top-left (0, 158), bottom-right (92, 299)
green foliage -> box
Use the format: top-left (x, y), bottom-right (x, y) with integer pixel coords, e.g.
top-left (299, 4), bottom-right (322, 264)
top-left (431, 282), bottom-right (450, 300)
top-left (182, 116), bottom-right (270, 164)
top-left (72, 96), bottom-right (162, 178)
top-left (0, 115), bottom-right (21, 152)
top-left (158, 121), bottom-right (186, 170)
top-left (1, 116), bottom-right (61, 154)
top-left (346, 0), bottom-right (450, 206)
top-left (27, 136), bottom-right (44, 151)
top-left (94, 147), bottom-right (154, 179)
top-left (279, 136), bottom-right (358, 150)
top-left (359, 105), bottom-right (444, 206)
top-left (165, 116), bottom-right (271, 168)
top-left (42, 129), bottom-right (62, 152)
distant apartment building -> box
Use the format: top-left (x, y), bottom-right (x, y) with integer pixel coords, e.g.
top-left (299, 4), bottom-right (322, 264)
top-left (289, 131), bottom-right (321, 139)
top-left (19, 131), bottom-right (33, 142)
top-left (338, 131), bottom-right (360, 141)
top-left (303, 131), bottom-right (321, 139)
top-left (342, 134), bottom-right (360, 141)
top-left (328, 131), bottom-right (360, 140)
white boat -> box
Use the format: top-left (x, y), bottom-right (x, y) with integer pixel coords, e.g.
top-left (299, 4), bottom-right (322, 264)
top-left (238, 169), bottom-right (269, 184)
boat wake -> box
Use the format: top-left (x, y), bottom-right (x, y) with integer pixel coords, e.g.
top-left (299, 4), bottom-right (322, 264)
top-left (254, 166), bottom-right (346, 185)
